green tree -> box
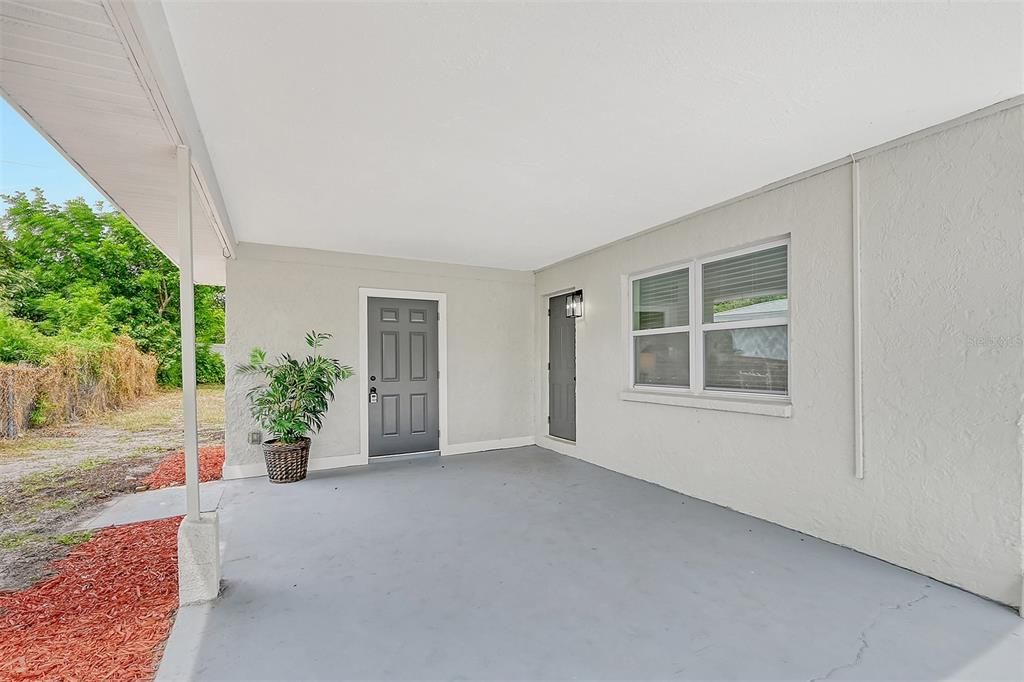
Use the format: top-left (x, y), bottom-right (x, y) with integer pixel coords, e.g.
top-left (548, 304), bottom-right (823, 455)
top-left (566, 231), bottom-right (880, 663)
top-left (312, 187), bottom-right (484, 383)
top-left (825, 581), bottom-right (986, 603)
top-left (0, 190), bottom-right (225, 384)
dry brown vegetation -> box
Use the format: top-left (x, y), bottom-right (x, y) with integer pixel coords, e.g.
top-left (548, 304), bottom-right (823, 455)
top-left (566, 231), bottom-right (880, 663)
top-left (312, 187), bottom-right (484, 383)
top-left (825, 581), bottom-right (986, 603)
top-left (0, 337), bottom-right (158, 439)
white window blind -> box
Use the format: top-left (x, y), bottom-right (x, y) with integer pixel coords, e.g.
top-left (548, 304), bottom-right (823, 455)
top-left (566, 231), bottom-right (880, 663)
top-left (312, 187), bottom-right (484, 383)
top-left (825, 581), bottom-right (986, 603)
top-left (702, 245), bottom-right (788, 324)
top-left (633, 269), bottom-right (689, 330)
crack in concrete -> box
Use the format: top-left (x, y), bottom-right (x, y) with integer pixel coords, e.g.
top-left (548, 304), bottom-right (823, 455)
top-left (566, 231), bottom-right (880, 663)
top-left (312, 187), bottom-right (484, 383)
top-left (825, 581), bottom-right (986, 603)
top-left (810, 634), bottom-right (869, 682)
top-left (809, 592), bottom-right (929, 681)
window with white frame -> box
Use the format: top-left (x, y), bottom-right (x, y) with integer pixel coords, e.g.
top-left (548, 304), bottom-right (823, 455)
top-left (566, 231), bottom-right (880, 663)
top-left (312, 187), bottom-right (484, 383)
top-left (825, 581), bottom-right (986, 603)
top-left (630, 239), bottom-right (789, 397)
top-left (700, 242), bottom-right (788, 395)
top-left (631, 266), bottom-right (690, 388)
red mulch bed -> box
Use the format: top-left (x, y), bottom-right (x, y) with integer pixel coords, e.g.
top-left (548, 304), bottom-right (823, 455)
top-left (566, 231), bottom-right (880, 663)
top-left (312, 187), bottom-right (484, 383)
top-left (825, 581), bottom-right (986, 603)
top-left (142, 445), bottom-right (225, 490)
top-left (0, 516), bottom-right (182, 681)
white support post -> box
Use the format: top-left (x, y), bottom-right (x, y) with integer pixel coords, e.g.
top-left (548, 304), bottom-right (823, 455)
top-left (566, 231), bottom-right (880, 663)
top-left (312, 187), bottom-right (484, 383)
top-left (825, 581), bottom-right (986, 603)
top-left (177, 144), bottom-right (201, 521)
top-left (176, 144), bottom-right (220, 604)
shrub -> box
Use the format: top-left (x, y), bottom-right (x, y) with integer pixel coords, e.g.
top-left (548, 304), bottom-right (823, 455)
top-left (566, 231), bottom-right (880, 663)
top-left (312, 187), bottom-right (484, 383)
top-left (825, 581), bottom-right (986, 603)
top-left (28, 394), bottom-right (52, 427)
top-left (196, 345), bottom-right (225, 385)
top-left (0, 311), bottom-right (53, 364)
top-left (158, 343), bottom-right (225, 387)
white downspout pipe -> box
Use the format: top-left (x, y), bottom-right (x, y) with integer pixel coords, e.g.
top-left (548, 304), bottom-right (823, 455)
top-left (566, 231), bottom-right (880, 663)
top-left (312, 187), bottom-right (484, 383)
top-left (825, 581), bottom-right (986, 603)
top-left (851, 155), bottom-right (865, 480)
top-left (177, 144), bottom-right (200, 520)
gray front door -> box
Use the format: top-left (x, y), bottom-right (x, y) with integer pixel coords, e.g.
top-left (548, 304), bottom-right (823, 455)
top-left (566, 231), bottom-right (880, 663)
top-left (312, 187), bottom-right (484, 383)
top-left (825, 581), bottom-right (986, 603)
top-left (368, 297), bottom-right (440, 456)
top-left (548, 293), bottom-right (576, 441)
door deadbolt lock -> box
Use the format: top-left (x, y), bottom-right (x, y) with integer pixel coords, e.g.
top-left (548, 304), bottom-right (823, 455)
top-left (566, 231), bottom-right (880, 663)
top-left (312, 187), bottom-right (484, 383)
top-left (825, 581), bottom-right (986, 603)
top-left (369, 386), bottom-right (378, 404)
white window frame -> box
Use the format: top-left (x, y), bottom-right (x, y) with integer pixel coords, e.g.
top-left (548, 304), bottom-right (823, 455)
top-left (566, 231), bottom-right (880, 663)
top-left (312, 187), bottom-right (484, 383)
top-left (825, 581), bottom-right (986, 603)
top-left (628, 261), bottom-right (694, 390)
top-left (627, 236), bottom-right (791, 402)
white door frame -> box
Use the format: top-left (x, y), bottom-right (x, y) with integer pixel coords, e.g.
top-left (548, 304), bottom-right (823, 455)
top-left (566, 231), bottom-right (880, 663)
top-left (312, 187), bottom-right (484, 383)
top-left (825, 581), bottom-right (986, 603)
top-left (359, 288), bottom-right (448, 461)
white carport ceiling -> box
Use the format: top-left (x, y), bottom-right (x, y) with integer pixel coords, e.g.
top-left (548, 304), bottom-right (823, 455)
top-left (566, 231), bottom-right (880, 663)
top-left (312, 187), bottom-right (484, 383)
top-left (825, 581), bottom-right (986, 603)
top-left (162, 2), bottom-right (1023, 271)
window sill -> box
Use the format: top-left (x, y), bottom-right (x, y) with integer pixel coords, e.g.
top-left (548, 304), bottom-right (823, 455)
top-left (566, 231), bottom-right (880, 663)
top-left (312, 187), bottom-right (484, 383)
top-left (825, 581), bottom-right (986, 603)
top-left (619, 390), bottom-right (792, 418)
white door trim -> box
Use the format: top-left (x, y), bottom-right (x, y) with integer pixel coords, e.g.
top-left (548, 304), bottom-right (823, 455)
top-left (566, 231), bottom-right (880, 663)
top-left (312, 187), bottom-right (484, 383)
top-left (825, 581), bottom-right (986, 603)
top-left (359, 288), bottom-right (448, 461)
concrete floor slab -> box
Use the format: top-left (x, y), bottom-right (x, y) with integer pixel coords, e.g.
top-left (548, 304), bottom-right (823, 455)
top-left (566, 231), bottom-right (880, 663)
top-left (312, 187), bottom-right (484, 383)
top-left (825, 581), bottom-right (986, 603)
top-left (78, 481), bottom-right (225, 529)
top-left (157, 447), bottom-right (1023, 680)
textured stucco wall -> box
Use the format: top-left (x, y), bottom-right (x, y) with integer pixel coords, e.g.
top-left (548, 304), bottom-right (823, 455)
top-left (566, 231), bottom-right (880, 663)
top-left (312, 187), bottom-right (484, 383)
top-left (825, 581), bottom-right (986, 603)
top-left (225, 244), bottom-right (534, 472)
top-left (533, 106), bottom-right (1024, 607)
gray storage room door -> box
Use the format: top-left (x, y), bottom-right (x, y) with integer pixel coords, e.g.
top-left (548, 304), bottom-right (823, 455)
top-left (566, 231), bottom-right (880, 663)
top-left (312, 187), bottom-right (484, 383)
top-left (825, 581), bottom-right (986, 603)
top-left (368, 297), bottom-right (439, 456)
top-left (548, 293), bottom-right (576, 441)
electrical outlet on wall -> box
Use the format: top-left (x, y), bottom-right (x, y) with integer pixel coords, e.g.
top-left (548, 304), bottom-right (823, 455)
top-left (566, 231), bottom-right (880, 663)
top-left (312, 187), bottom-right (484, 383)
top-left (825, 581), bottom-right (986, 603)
top-left (248, 430), bottom-right (262, 445)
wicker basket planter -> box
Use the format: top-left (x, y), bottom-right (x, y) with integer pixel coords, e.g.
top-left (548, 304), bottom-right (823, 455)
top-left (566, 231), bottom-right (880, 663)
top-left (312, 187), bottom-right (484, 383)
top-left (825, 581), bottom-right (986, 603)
top-left (263, 437), bottom-right (310, 483)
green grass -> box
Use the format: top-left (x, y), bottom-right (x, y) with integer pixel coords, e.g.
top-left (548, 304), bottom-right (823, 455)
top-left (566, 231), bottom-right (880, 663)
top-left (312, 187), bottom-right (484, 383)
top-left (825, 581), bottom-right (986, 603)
top-left (55, 530), bottom-right (92, 546)
top-left (78, 456), bottom-right (111, 471)
top-left (19, 469), bottom-right (65, 495)
top-left (713, 294), bottom-right (787, 314)
top-left (36, 496), bottom-right (76, 511)
top-left (18, 468), bottom-right (86, 498)
top-left (0, 436), bottom-right (73, 460)
top-left (0, 530), bottom-right (94, 549)
top-left (11, 510), bottom-right (39, 525)
top-left (0, 532), bottom-right (44, 549)
top-left (15, 458), bottom-right (113, 498)
top-left (132, 444), bottom-right (167, 457)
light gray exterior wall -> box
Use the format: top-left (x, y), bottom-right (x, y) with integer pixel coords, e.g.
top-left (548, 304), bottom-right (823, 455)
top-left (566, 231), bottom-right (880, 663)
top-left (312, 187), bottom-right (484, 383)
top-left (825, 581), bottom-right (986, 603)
top-left (533, 106), bottom-right (1024, 607)
top-left (225, 244), bottom-right (534, 475)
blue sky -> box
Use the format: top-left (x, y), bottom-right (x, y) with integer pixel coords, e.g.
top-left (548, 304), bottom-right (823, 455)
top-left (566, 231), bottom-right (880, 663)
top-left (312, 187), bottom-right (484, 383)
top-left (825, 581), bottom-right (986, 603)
top-left (1, 98), bottom-right (106, 205)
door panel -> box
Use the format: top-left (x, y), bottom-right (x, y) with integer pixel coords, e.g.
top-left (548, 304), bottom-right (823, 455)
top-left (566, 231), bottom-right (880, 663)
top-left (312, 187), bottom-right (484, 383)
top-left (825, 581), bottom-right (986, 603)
top-left (381, 331), bottom-right (399, 381)
top-left (549, 293), bottom-right (577, 441)
top-left (368, 297), bottom-right (440, 456)
top-left (410, 332), bottom-right (427, 380)
top-left (381, 394), bottom-right (400, 436)
top-left (410, 393), bottom-right (427, 433)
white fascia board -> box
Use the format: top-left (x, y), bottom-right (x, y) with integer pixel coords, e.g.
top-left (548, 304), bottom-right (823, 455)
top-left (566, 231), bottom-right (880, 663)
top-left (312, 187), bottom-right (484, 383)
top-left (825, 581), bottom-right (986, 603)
top-left (105, 0), bottom-right (237, 260)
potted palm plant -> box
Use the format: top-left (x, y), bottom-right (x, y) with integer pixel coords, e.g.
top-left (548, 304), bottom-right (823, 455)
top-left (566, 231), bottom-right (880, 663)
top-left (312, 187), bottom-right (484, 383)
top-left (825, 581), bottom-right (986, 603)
top-left (237, 331), bottom-right (353, 483)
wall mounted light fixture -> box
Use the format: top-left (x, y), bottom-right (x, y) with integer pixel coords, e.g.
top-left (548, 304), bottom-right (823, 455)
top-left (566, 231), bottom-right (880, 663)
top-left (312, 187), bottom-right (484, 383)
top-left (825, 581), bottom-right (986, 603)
top-left (566, 289), bottom-right (584, 318)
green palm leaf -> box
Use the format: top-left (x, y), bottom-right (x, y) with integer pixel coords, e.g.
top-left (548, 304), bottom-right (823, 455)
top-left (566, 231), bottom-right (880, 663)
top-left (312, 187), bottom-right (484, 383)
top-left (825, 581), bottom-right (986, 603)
top-left (236, 330), bottom-right (353, 444)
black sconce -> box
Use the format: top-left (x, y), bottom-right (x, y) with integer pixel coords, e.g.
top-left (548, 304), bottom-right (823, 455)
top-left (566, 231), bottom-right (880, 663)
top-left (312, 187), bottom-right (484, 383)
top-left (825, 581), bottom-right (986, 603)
top-left (565, 289), bottom-right (584, 319)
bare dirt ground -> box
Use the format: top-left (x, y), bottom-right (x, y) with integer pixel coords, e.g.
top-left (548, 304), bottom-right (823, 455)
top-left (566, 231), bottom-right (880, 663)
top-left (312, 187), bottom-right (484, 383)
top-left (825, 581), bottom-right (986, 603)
top-left (0, 386), bottom-right (224, 590)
